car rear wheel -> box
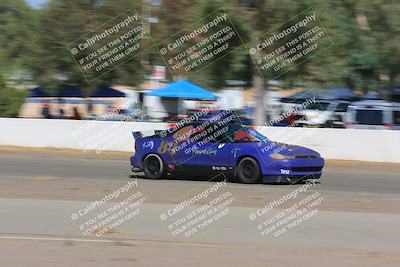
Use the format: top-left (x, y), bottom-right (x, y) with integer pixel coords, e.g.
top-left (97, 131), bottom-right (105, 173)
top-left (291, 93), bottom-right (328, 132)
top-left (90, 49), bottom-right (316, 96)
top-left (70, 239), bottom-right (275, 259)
top-left (236, 157), bottom-right (261, 184)
top-left (143, 154), bottom-right (166, 179)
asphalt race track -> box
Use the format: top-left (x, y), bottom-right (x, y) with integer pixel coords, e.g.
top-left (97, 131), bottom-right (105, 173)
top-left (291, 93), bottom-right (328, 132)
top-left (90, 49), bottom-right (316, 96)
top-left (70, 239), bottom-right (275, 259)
top-left (0, 148), bottom-right (399, 267)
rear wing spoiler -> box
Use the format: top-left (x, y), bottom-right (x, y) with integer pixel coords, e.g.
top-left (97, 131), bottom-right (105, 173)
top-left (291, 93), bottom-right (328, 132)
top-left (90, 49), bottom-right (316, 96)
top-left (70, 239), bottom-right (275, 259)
top-left (132, 131), bottom-right (143, 140)
top-left (132, 130), bottom-right (166, 140)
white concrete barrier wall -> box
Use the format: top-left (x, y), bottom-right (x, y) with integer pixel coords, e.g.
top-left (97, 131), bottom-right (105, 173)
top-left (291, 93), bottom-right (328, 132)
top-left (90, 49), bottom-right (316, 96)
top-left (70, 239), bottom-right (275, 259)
top-left (0, 118), bottom-right (168, 152)
top-left (0, 118), bottom-right (399, 163)
top-left (255, 126), bottom-right (400, 163)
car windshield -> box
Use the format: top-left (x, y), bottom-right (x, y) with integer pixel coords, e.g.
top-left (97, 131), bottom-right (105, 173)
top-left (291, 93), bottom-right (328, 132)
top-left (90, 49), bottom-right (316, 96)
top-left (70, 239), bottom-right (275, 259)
top-left (218, 125), bottom-right (269, 143)
top-left (169, 123), bottom-right (269, 144)
top-left (335, 103), bottom-right (350, 112)
top-left (355, 109), bottom-right (383, 125)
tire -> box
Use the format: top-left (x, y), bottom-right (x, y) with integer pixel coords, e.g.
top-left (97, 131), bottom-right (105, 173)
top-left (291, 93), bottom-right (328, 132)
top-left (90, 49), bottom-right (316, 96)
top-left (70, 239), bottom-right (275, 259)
top-left (143, 154), bottom-right (166, 179)
top-left (322, 121), bottom-right (333, 128)
top-left (236, 157), bottom-right (261, 184)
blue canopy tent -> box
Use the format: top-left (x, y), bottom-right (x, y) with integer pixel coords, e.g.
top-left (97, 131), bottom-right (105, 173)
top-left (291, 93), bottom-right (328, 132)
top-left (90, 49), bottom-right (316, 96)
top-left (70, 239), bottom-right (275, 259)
top-left (27, 87), bottom-right (48, 98)
top-left (146, 80), bottom-right (218, 120)
top-left (57, 85), bottom-right (83, 98)
top-left (362, 91), bottom-right (382, 100)
top-left (327, 88), bottom-right (358, 100)
top-left (90, 86), bottom-right (126, 97)
top-left (281, 90), bottom-right (334, 103)
top-left (282, 88), bottom-right (358, 103)
top-left (146, 80), bottom-right (218, 100)
top-left (52, 84), bottom-right (84, 98)
top-left (26, 85), bottom-right (83, 98)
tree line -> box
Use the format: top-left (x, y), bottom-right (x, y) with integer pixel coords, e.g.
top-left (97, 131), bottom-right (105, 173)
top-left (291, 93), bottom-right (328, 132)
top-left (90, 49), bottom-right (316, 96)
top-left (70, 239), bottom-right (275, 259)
top-left (1, 0), bottom-right (399, 117)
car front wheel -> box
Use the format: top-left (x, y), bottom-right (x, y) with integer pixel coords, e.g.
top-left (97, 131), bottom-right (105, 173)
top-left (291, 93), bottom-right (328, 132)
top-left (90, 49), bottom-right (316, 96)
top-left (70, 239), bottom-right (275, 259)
top-left (143, 154), bottom-right (166, 179)
top-left (236, 157), bottom-right (261, 184)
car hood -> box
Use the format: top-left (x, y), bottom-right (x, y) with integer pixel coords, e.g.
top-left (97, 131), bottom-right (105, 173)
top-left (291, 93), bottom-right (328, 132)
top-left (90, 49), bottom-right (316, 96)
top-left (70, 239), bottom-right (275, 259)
top-left (261, 142), bottom-right (321, 158)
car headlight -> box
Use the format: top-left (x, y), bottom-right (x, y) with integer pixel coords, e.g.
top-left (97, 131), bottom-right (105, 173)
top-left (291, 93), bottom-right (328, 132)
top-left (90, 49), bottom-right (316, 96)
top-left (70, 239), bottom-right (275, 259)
top-left (270, 154), bottom-right (295, 160)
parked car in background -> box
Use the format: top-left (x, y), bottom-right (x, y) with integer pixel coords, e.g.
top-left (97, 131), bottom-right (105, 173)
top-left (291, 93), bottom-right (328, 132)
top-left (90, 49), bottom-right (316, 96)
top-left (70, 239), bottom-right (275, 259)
top-left (330, 101), bottom-right (351, 128)
top-left (346, 100), bottom-right (400, 130)
top-left (295, 100), bottom-right (350, 128)
top-left (84, 108), bottom-right (144, 121)
top-left (186, 109), bottom-right (253, 125)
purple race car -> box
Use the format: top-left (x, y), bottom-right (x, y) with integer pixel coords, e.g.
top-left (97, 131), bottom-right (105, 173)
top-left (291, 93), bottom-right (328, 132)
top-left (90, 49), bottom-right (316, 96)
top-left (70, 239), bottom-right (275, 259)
top-left (130, 122), bottom-right (324, 184)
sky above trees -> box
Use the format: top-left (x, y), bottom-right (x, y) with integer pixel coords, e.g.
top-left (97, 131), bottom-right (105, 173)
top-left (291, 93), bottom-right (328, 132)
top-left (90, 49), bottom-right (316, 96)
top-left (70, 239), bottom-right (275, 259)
top-left (25, 0), bottom-right (48, 9)
top-left (2, 0), bottom-right (400, 95)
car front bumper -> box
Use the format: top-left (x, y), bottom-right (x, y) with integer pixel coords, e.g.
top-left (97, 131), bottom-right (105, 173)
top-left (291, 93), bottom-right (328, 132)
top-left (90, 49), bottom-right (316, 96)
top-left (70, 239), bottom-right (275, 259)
top-left (260, 157), bottom-right (324, 183)
top-left (262, 173), bottom-right (321, 184)
top-left (131, 166), bottom-right (143, 172)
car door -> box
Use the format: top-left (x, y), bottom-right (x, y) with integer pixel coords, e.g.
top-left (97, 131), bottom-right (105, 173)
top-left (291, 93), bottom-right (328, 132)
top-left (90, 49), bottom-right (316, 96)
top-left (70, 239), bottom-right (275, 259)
top-left (160, 125), bottom-right (195, 168)
top-left (174, 124), bottom-right (234, 174)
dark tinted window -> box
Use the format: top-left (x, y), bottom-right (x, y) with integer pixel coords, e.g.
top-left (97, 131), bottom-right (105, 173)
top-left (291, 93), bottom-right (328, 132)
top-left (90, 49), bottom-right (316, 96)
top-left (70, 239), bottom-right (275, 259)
top-left (335, 103), bottom-right (350, 112)
top-left (355, 110), bottom-right (383, 125)
top-left (306, 102), bottom-right (330, 111)
top-left (393, 111), bottom-right (400, 125)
